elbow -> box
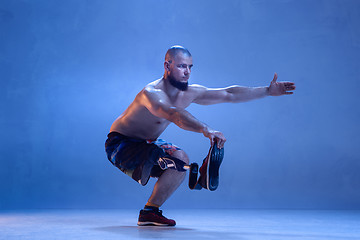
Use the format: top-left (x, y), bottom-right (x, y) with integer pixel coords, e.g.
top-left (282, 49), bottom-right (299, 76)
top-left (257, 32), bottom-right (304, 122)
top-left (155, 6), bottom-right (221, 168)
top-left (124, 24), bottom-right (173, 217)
top-left (225, 89), bottom-right (242, 103)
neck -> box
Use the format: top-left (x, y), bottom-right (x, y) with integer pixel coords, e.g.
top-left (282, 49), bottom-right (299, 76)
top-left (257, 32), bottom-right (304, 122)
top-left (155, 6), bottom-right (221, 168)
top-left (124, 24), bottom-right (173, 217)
top-left (162, 76), bottom-right (181, 100)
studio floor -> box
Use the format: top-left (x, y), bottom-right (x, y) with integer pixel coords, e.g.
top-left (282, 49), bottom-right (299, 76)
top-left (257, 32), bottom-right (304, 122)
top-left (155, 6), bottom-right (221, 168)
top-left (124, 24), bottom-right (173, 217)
top-left (0, 209), bottom-right (359, 240)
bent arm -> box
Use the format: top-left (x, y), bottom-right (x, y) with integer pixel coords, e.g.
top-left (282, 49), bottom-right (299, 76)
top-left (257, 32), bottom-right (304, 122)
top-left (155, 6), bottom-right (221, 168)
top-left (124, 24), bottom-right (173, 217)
top-left (163, 106), bottom-right (210, 134)
top-left (140, 87), bottom-right (227, 147)
top-left (141, 88), bottom-right (210, 134)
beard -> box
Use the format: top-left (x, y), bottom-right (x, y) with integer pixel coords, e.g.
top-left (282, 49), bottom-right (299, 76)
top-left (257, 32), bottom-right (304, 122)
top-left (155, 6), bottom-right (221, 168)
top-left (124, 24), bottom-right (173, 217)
top-left (168, 76), bottom-right (188, 91)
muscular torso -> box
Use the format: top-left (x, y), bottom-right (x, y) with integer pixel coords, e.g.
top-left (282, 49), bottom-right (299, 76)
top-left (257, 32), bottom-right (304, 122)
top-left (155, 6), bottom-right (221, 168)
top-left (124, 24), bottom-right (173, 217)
top-left (110, 78), bottom-right (200, 140)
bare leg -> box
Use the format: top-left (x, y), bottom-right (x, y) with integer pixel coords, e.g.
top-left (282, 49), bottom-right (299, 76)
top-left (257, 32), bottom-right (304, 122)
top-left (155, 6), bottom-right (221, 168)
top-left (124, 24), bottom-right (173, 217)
top-left (147, 150), bottom-right (189, 207)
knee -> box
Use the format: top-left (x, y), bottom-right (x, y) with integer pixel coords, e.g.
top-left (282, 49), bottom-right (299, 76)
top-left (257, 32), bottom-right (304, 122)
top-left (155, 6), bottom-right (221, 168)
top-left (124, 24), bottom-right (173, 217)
top-left (172, 150), bottom-right (189, 165)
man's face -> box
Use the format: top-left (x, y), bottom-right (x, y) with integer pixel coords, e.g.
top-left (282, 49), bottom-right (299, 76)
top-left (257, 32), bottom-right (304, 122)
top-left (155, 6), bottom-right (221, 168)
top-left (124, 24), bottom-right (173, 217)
top-left (167, 53), bottom-right (193, 91)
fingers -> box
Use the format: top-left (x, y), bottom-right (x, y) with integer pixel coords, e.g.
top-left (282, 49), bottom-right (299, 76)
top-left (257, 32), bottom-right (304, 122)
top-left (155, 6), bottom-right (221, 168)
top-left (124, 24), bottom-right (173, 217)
top-left (205, 130), bottom-right (226, 148)
top-left (217, 138), bottom-right (226, 149)
top-left (210, 135), bottom-right (226, 149)
top-left (287, 86), bottom-right (296, 90)
top-left (283, 82), bottom-right (296, 94)
top-left (214, 135), bottom-right (226, 149)
top-left (271, 72), bottom-right (278, 83)
top-left (283, 82), bottom-right (295, 87)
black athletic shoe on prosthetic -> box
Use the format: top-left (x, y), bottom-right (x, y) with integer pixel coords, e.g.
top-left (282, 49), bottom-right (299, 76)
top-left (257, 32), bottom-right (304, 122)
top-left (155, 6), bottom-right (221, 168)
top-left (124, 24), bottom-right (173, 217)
top-left (137, 209), bottom-right (176, 226)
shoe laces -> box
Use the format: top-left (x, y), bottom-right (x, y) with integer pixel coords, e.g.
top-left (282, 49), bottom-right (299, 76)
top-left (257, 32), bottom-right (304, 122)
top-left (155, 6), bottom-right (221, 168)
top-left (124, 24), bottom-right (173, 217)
top-left (149, 209), bottom-right (167, 218)
top-left (154, 209), bottom-right (164, 217)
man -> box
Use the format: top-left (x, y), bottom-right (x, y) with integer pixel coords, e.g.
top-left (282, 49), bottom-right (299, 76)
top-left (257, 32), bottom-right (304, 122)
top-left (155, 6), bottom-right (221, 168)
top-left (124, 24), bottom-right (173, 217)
top-left (105, 45), bottom-right (296, 226)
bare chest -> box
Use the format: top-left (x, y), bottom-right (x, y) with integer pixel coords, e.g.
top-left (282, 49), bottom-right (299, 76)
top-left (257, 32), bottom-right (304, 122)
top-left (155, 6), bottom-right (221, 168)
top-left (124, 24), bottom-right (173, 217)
top-left (169, 92), bottom-right (193, 109)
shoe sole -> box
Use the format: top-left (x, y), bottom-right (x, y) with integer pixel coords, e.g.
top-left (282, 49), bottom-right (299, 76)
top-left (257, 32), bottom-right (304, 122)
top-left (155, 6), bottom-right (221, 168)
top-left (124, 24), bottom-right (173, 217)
top-left (206, 144), bottom-right (224, 191)
top-left (137, 221), bottom-right (175, 226)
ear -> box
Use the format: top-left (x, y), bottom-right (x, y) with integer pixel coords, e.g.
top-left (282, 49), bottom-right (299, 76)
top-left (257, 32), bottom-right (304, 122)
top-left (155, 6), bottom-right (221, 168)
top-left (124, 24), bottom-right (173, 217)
top-left (164, 61), bottom-right (171, 71)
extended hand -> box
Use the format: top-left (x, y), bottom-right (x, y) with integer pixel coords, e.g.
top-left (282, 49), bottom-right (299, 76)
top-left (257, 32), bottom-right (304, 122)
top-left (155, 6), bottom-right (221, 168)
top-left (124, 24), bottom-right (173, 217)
top-left (268, 73), bottom-right (296, 96)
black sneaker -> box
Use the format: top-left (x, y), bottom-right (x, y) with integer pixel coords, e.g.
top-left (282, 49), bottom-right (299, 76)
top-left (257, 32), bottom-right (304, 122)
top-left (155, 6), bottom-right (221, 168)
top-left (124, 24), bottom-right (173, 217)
top-left (198, 142), bottom-right (224, 191)
top-left (137, 209), bottom-right (176, 226)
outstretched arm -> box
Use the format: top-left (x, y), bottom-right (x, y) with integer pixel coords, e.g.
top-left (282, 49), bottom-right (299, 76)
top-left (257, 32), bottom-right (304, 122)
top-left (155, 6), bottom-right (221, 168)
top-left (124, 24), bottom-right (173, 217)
top-left (193, 73), bottom-right (296, 105)
top-left (140, 88), bottom-right (226, 147)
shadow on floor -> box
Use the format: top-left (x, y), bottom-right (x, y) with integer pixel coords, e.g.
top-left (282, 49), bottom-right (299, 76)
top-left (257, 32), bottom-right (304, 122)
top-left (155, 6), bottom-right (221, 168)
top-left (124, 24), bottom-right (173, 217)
top-left (93, 225), bottom-right (238, 239)
top-left (93, 225), bottom-right (360, 240)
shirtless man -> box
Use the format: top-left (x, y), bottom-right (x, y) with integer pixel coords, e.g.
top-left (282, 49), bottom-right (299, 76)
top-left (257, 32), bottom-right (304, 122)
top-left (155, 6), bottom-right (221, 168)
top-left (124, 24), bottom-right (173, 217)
top-left (105, 45), bottom-right (295, 226)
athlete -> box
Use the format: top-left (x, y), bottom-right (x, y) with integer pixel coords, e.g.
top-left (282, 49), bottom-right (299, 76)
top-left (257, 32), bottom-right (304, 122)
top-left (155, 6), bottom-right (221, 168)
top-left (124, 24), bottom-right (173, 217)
top-left (105, 45), bottom-right (296, 226)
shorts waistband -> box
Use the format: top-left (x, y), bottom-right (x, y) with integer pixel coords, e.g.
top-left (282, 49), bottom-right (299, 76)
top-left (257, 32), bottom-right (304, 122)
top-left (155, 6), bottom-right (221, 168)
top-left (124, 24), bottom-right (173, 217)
top-left (107, 131), bottom-right (127, 139)
top-left (107, 131), bottom-right (147, 143)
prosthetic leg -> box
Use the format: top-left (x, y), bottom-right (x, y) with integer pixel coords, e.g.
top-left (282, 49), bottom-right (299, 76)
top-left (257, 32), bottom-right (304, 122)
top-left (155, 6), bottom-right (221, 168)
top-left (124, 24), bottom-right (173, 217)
top-left (157, 142), bottom-right (224, 191)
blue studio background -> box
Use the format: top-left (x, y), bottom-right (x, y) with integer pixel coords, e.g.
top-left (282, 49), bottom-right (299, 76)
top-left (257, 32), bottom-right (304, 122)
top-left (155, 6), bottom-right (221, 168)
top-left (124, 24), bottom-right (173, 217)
top-left (1, 0), bottom-right (359, 210)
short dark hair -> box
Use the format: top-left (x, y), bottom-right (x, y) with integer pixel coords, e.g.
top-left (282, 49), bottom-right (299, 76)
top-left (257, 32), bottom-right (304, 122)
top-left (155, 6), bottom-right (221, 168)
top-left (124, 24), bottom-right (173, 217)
top-left (165, 45), bottom-right (191, 62)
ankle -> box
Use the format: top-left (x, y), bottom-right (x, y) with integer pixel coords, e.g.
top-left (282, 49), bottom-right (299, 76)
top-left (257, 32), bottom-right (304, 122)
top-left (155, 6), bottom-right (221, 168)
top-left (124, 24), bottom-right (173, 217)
top-left (144, 202), bottom-right (160, 212)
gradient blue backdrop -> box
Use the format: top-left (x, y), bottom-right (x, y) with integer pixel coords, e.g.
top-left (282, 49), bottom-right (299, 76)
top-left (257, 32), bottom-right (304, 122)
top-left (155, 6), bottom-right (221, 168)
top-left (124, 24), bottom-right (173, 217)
top-left (1, 0), bottom-right (359, 209)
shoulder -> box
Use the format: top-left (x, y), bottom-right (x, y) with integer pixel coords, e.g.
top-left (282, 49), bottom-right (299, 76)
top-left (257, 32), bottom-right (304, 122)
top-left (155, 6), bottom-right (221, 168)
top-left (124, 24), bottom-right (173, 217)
top-left (187, 84), bottom-right (208, 94)
top-left (186, 84), bottom-right (211, 100)
top-left (188, 83), bottom-right (206, 89)
top-left (143, 81), bottom-right (165, 99)
top-left (140, 80), bottom-right (169, 105)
